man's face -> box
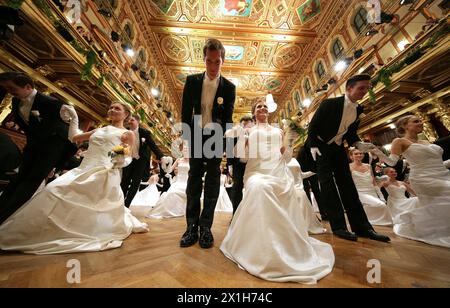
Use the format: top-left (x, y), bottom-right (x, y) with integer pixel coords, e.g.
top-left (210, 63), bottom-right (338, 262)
top-left (204, 49), bottom-right (223, 79)
top-left (0, 80), bottom-right (33, 99)
top-left (128, 117), bottom-right (139, 130)
top-left (347, 80), bottom-right (370, 101)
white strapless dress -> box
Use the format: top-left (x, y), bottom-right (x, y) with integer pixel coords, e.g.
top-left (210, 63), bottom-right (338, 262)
top-left (351, 167), bottom-right (392, 226)
top-left (214, 174), bottom-right (233, 212)
top-left (0, 126), bottom-right (148, 254)
top-left (146, 160), bottom-right (189, 218)
top-left (220, 127), bottom-right (334, 284)
top-left (385, 184), bottom-right (419, 225)
top-left (393, 143), bottom-right (450, 248)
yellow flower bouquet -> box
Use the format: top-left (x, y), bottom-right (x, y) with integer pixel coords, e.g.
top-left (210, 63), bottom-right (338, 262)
top-left (108, 144), bottom-right (131, 168)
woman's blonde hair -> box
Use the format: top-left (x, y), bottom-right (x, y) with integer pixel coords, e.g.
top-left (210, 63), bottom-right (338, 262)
top-left (396, 115), bottom-right (415, 136)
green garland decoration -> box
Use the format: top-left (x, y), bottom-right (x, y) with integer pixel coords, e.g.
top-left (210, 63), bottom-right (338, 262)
top-left (7, 0), bottom-right (25, 9)
top-left (369, 21), bottom-right (449, 103)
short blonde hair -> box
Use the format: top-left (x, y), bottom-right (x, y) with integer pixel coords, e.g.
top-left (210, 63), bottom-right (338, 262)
top-left (110, 101), bottom-right (134, 122)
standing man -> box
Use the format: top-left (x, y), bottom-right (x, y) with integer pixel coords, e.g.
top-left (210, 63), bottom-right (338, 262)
top-left (121, 113), bottom-right (163, 207)
top-left (307, 74), bottom-right (390, 242)
top-left (225, 115), bottom-right (253, 215)
top-left (0, 72), bottom-right (77, 224)
top-left (180, 38), bottom-right (235, 248)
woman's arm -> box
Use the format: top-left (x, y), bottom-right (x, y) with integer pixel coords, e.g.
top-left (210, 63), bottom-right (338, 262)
top-left (72, 130), bottom-right (96, 144)
top-left (402, 181), bottom-right (417, 196)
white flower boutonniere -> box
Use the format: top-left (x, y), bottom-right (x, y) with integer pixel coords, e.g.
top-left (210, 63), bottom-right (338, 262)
top-left (31, 110), bottom-right (40, 117)
top-left (30, 110), bottom-right (42, 121)
top-left (217, 97), bottom-right (224, 105)
top-left (141, 137), bottom-right (146, 143)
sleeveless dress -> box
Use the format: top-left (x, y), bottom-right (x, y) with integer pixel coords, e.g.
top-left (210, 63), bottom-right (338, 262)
top-left (220, 127), bottom-right (334, 284)
top-left (0, 126), bottom-right (148, 254)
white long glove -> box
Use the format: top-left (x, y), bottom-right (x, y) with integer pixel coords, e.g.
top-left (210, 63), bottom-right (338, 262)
top-left (370, 148), bottom-right (399, 166)
top-left (355, 141), bottom-right (376, 153)
top-left (111, 155), bottom-right (132, 169)
top-left (310, 147), bottom-right (322, 161)
top-left (60, 105), bottom-right (79, 142)
top-left (281, 146), bottom-right (293, 163)
top-left (444, 159), bottom-right (450, 168)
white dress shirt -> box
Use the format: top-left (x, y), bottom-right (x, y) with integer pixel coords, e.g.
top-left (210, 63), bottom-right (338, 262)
top-left (201, 74), bottom-right (220, 128)
top-left (19, 89), bottom-right (37, 123)
top-left (328, 95), bottom-right (358, 145)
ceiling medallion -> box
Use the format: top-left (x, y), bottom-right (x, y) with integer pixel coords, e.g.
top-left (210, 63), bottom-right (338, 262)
top-left (161, 35), bottom-right (190, 62)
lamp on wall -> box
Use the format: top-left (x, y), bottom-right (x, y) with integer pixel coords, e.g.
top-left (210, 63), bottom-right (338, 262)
top-left (266, 93), bottom-right (277, 113)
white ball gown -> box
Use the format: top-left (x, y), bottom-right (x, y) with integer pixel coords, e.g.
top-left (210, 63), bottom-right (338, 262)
top-left (0, 125), bottom-right (148, 255)
top-left (286, 158), bottom-right (326, 234)
top-left (351, 166), bottom-right (392, 226)
top-left (393, 143), bottom-right (450, 248)
top-left (384, 183), bottom-right (419, 224)
top-left (129, 175), bottom-right (161, 216)
top-left (214, 174), bottom-right (233, 212)
top-left (146, 159), bottom-right (189, 218)
top-left (220, 126), bottom-right (334, 284)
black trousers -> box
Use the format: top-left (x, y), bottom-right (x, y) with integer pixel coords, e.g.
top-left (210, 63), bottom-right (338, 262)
top-left (315, 142), bottom-right (372, 233)
top-left (121, 157), bottom-right (148, 207)
top-left (186, 156), bottom-right (222, 228)
top-left (0, 139), bottom-right (67, 224)
top-left (303, 174), bottom-right (327, 219)
top-left (231, 159), bottom-right (246, 214)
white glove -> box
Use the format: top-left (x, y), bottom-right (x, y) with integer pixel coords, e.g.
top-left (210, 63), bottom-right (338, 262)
top-left (444, 159), bottom-right (450, 168)
top-left (60, 105), bottom-right (79, 142)
top-left (282, 146), bottom-right (293, 163)
top-left (310, 147), bottom-right (322, 161)
top-left (165, 173), bottom-right (172, 179)
top-left (355, 141), bottom-right (376, 153)
top-left (111, 155), bottom-right (132, 169)
top-left (228, 165), bottom-right (233, 177)
top-left (375, 175), bottom-right (389, 183)
top-left (301, 171), bottom-right (316, 179)
top-left (370, 148), bottom-right (399, 166)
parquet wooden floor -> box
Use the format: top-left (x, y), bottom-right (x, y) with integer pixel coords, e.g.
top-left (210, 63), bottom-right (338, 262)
top-left (1, 212), bottom-right (449, 288)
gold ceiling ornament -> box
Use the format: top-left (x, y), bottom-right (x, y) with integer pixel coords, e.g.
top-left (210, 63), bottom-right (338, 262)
top-left (161, 35), bottom-right (190, 62)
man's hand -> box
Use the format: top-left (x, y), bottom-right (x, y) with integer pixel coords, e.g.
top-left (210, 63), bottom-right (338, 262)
top-left (310, 147), bottom-right (322, 161)
top-left (355, 141), bottom-right (376, 153)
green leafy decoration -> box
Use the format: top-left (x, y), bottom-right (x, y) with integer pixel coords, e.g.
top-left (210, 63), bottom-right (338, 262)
top-left (7, 0), bottom-right (25, 9)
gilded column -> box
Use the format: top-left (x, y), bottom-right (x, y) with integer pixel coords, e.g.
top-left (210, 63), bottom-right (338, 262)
top-left (432, 99), bottom-right (450, 131)
top-left (414, 111), bottom-right (438, 142)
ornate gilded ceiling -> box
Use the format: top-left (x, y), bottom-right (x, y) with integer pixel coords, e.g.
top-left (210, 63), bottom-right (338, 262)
top-left (127, 0), bottom-right (342, 118)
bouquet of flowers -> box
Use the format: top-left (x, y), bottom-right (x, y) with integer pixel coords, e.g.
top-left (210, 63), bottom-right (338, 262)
top-left (281, 116), bottom-right (308, 146)
top-left (108, 145), bottom-right (131, 168)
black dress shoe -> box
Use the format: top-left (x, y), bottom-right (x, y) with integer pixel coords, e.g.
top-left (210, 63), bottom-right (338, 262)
top-left (199, 226), bottom-right (214, 249)
top-left (180, 225), bottom-right (199, 247)
top-left (333, 229), bottom-right (358, 241)
top-left (356, 230), bottom-right (391, 243)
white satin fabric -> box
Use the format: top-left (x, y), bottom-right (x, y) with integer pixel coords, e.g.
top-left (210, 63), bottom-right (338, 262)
top-left (287, 158), bottom-right (326, 234)
top-left (0, 126), bottom-right (149, 254)
top-left (130, 177), bottom-right (161, 216)
top-left (393, 143), bottom-right (450, 248)
top-left (351, 167), bottom-right (392, 226)
top-left (385, 184), bottom-right (419, 224)
top-left (146, 160), bottom-right (189, 218)
top-left (214, 174), bottom-right (233, 212)
top-left (220, 127), bottom-right (334, 284)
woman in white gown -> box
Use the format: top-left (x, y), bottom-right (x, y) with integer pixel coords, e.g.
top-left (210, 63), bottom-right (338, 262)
top-left (0, 102), bottom-right (148, 254)
top-left (129, 171), bottom-right (161, 216)
top-left (147, 154), bottom-right (189, 219)
top-left (349, 149), bottom-right (392, 226)
top-left (214, 166), bottom-right (233, 212)
top-left (381, 167), bottom-right (419, 225)
top-left (371, 115), bottom-right (450, 248)
top-left (220, 98), bottom-right (334, 284)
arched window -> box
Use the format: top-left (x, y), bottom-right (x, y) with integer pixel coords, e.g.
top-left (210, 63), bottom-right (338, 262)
top-left (316, 61), bottom-right (326, 80)
top-left (123, 23), bottom-right (134, 42)
top-left (304, 78), bottom-right (312, 95)
top-left (332, 39), bottom-right (345, 60)
top-left (135, 49), bottom-right (146, 69)
top-left (354, 7), bottom-right (368, 34)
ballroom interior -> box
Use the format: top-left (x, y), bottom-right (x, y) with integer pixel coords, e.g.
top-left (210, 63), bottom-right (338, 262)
top-left (0, 0), bottom-right (449, 288)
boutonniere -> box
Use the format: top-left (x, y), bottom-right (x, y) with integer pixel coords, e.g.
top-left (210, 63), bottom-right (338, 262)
top-left (141, 137), bottom-right (146, 143)
top-left (30, 110), bottom-right (42, 121)
top-left (217, 97), bottom-right (224, 105)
